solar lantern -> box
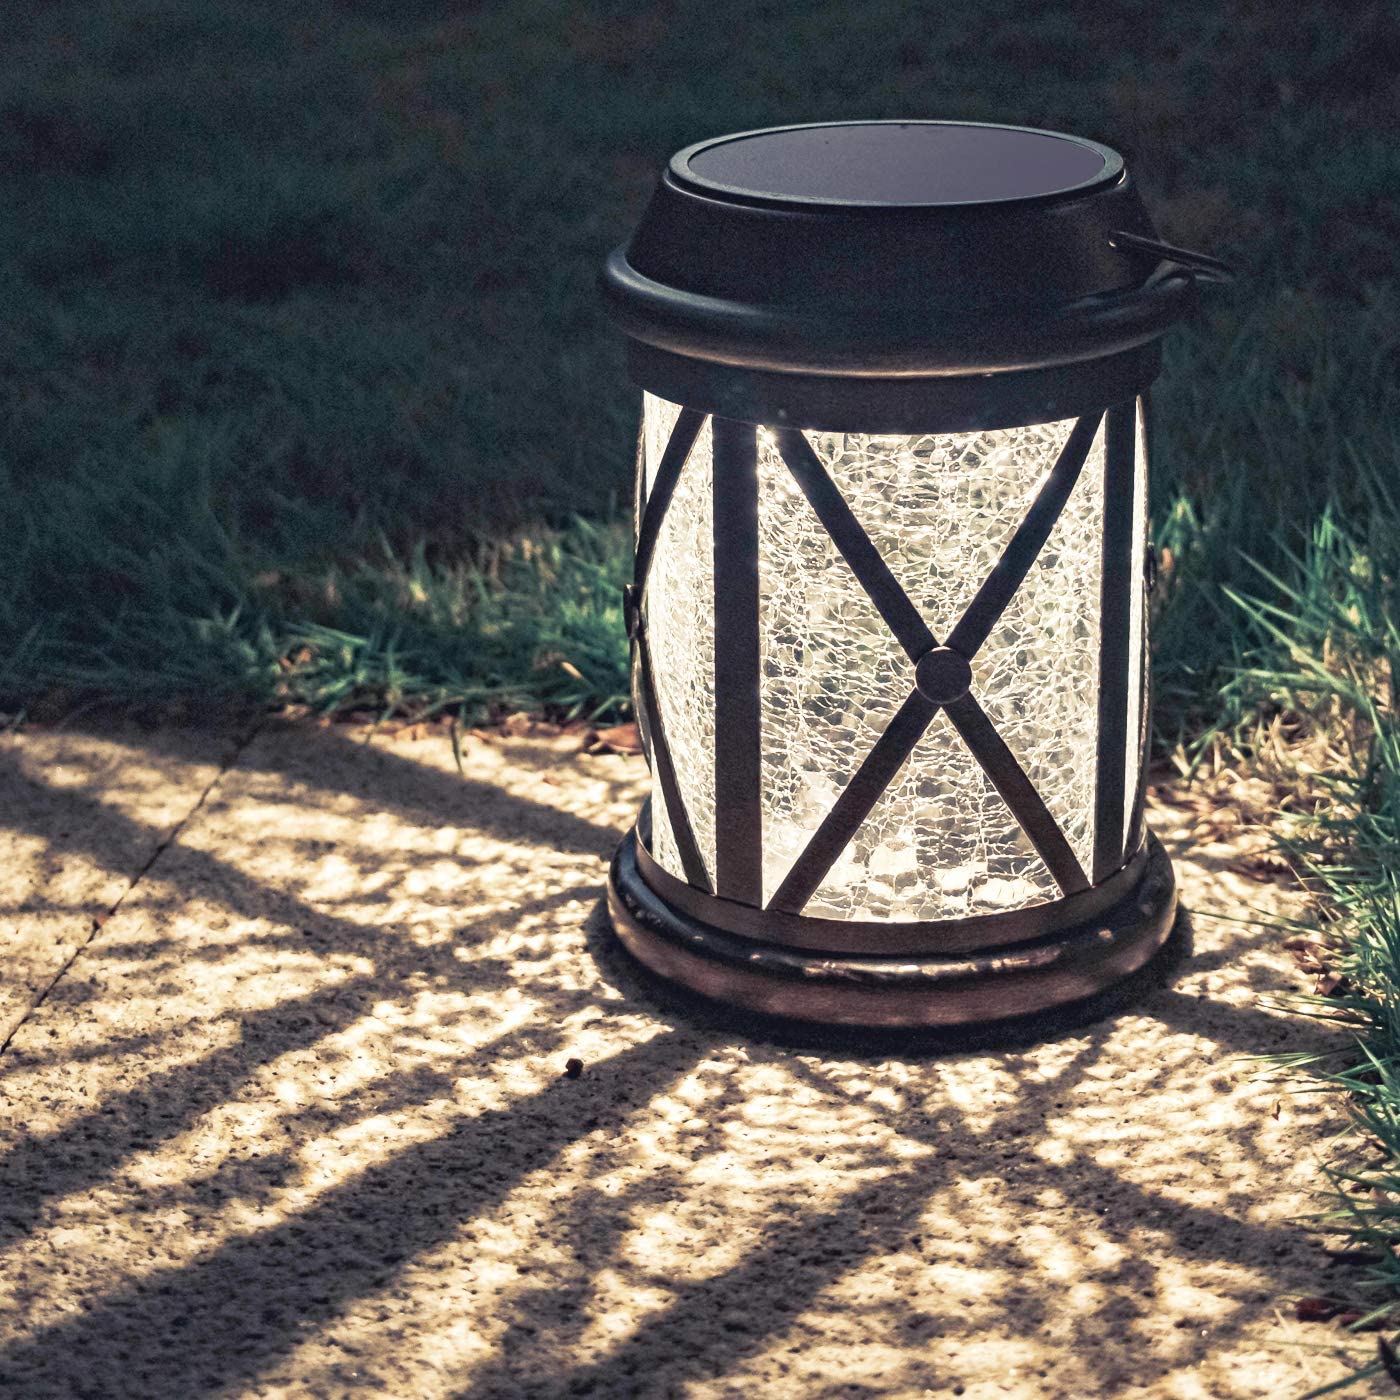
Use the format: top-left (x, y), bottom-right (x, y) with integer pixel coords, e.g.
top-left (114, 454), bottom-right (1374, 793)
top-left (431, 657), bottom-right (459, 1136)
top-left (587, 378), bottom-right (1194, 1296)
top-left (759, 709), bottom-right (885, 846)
top-left (602, 121), bottom-right (1228, 1030)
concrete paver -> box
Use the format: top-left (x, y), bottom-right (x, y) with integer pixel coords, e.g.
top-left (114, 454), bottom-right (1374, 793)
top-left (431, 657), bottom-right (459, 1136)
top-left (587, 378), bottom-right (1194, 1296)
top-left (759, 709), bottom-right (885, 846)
top-left (0, 719), bottom-right (1375, 1397)
top-left (0, 725), bottom-right (241, 1046)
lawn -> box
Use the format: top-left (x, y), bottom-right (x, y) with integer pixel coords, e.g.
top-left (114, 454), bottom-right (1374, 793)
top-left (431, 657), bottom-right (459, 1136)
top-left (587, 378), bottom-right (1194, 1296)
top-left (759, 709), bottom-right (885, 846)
top-left (1, 0), bottom-right (1395, 736)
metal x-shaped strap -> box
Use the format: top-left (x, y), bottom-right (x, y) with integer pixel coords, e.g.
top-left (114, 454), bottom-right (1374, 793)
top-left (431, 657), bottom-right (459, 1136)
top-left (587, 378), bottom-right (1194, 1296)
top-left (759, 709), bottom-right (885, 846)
top-left (766, 416), bottom-right (1102, 914)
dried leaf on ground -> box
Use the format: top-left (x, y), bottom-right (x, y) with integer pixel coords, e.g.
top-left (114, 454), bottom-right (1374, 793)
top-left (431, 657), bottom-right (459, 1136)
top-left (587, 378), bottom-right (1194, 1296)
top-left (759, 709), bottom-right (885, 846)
top-left (583, 722), bottom-right (642, 755)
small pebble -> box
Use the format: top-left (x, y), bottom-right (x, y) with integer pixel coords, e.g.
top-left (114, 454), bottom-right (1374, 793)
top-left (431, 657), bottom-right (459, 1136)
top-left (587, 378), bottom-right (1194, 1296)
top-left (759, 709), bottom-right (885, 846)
top-left (564, 1057), bottom-right (584, 1079)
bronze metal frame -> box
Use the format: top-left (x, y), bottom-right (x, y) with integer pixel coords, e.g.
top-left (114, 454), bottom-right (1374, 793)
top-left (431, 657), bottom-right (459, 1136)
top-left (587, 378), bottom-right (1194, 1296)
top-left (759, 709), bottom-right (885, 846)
top-left (609, 828), bottom-right (1176, 1030)
top-left (614, 396), bottom-right (1175, 1030)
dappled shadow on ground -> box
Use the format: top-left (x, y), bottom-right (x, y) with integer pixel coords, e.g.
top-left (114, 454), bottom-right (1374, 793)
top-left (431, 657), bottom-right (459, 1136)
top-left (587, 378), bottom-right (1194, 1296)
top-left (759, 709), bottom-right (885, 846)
top-left (0, 720), bottom-right (1363, 1398)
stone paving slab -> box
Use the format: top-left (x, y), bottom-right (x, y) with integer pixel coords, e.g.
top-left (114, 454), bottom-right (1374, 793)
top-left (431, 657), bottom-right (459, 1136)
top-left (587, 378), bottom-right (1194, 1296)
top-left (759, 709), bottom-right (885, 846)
top-left (0, 725), bottom-right (240, 1046)
top-left (0, 719), bottom-right (1379, 1398)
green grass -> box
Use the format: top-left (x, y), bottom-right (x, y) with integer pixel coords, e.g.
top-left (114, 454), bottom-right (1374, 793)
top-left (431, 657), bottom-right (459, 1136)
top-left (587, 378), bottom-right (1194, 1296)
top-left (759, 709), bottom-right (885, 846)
top-left (1208, 476), bottom-right (1400, 1395)
top-left (2, 0), bottom-right (1397, 730)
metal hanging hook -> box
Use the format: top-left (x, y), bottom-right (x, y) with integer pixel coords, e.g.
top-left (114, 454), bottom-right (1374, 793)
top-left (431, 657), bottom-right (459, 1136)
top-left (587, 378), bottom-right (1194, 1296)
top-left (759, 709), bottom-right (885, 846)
top-left (1109, 229), bottom-right (1236, 285)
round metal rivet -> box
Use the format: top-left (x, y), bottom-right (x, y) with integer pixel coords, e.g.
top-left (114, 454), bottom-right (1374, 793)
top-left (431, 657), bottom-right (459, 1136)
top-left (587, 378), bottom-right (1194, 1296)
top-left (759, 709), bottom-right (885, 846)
top-left (914, 647), bottom-right (973, 704)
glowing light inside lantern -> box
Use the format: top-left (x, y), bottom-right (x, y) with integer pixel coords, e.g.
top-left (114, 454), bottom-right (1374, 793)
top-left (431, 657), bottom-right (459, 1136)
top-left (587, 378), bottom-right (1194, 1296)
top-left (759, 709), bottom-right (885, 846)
top-left (1125, 402), bottom-right (1150, 842)
top-left (638, 392), bottom-right (1146, 922)
top-left (642, 398), bottom-right (716, 881)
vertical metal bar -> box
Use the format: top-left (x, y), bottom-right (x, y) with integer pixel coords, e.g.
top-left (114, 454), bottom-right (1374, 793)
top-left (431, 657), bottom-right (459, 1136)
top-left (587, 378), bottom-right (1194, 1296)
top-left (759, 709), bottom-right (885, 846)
top-left (711, 417), bottom-right (763, 906)
top-left (1092, 401), bottom-right (1137, 882)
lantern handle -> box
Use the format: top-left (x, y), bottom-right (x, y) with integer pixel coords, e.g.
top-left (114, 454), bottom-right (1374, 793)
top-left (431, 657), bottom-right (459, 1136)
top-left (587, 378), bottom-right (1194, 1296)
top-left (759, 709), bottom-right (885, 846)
top-left (1108, 230), bottom-right (1235, 285)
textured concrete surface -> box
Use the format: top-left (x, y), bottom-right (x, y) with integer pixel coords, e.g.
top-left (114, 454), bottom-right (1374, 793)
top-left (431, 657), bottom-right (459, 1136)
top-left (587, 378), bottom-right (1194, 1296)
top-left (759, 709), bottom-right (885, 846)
top-left (0, 719), bottom-right (1377, 1398)
top-left (0, 725), bottom-right (239, 1046)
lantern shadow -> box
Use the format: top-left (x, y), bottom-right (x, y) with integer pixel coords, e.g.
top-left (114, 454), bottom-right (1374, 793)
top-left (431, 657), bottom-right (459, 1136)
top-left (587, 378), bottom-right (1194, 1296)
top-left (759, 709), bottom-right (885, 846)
top-left (463, 901), bottom-right (1334, 1400)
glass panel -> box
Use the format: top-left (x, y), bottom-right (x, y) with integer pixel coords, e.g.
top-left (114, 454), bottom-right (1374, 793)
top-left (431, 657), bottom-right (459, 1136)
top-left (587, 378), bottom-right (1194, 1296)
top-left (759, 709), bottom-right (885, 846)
top-left (642, 394), bottom-right (681, 497)
top-left (758, 420), bottom-right (1099, 920)
top-left (755, 431), bottom-right (909, 908)
top-left (811, 707), bottom-right (1052, 920)
top-left (632, 403), bottom-right (647, 548)
top-left (636, 401), bottom-right (1119, 917)
top-left (639, 393), bottom-right (716, 883)
top-left (805, 420), bottom-right (1076, 638)
top-left (629, 399), bottom-right (649, 745)
top-left (972, 418), bottom-right (1106, 878)
top-left (1125, 399), bottom-right (1150, 841)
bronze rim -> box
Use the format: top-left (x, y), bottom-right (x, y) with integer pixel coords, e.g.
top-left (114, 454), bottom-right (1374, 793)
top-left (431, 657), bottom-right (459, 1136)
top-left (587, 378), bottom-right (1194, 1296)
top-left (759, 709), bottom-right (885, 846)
top-left (606, 827), bottom-right (1178, 1031)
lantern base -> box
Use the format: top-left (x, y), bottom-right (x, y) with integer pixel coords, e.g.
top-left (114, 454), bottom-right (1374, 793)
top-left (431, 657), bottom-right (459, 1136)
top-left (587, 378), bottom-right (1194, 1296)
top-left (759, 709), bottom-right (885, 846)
top-left (605, 828), bottom-right (1177, 1035)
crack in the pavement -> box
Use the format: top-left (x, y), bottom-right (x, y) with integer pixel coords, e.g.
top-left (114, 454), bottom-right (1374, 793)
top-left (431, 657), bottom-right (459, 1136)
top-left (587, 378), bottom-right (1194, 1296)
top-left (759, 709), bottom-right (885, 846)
top-left (0, 718), bottom-right (265, 1062)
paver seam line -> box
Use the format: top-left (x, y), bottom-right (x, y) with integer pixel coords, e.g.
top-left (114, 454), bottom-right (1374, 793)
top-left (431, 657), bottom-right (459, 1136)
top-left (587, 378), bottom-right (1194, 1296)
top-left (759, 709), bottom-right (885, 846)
top-left (0, 717), bottom-right (265, 1062)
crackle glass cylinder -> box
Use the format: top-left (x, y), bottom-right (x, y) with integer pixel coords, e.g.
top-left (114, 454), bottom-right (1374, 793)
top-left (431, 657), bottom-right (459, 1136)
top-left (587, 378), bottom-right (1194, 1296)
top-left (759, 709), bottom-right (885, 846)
top-left (635, 391), bottom-right (1150, 926)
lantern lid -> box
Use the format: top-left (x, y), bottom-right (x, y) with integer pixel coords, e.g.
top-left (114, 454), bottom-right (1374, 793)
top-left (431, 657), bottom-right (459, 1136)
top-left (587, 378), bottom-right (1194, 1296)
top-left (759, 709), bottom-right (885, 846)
top-left (602, 120), bottom-right (1212, 388)
top-left (675, 122), bottom-right (1119, 208)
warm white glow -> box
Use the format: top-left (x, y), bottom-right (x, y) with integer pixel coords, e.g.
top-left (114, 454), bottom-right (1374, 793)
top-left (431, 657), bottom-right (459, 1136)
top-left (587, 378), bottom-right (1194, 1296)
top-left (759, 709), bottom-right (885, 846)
top-left (641, 397), bottom-right (717, 880)
top-left (1126, 399), bottom-right (1150, 839)
top-left (757, 420), bottom-right (1104, 919)
top-left (638, 393), bottom-right (1146, 919)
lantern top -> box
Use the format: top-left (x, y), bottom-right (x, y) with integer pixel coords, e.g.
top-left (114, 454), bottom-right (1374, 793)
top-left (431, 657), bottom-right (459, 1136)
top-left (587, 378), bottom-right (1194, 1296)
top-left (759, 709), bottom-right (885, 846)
top-left (603, 120), bottom-right (1226, 430)
top-left (674, 121), bottom-right (1120, 209)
